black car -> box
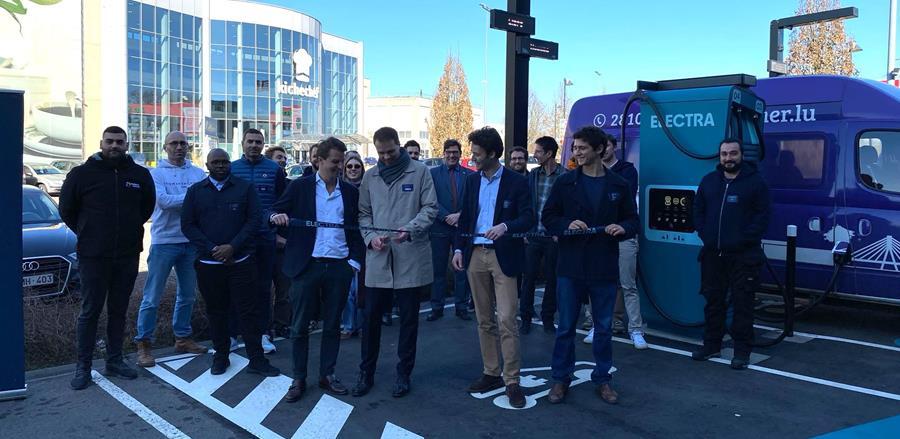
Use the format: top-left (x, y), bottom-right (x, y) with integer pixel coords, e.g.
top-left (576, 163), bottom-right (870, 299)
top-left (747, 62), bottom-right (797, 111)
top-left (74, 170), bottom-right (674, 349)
top-left (22, 186), bottom-right (79, 299)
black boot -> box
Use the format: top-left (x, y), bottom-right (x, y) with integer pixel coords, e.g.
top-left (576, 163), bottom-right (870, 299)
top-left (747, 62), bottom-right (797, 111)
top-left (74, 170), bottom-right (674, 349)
top-left (352, 371), bottom-right (373, 397)
top-left (70, 367), bottom-right (92, 390)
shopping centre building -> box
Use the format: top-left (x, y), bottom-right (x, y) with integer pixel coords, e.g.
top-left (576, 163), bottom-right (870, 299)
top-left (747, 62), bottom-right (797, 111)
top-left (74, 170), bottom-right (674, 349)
top-left (98, 0), bottom-right (364, 164)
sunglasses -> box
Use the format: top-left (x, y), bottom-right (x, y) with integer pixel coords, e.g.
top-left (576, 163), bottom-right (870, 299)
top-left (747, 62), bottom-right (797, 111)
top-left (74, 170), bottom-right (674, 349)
top-left (346, 164), bottom-right (362, 169)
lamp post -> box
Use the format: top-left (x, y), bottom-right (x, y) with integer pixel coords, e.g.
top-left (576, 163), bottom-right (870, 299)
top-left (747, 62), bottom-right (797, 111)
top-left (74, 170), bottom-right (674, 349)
top-left (890, 0), bottom-right (897, 81)
top-left (767, 7), bottom-right (859, 77)
top-left (561, 78), bottom-right (573, 140)
top-left (594, 70), bottom-right (605, 94)
top-left (479, 3), bottom-right (491, 124)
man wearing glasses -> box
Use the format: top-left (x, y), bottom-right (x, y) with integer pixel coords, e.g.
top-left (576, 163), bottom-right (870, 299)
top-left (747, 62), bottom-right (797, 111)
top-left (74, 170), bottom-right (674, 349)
top-left (60, 126), bottom-right (156, 390)
top-left (427, 139), bottom-right (473, 321)
top-left (133, 132), bottom-right (210, 368)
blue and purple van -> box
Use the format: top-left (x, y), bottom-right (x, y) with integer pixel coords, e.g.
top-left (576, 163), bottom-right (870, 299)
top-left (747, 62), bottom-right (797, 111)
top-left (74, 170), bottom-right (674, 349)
top-left (564, 75), bottom-right (900, 304)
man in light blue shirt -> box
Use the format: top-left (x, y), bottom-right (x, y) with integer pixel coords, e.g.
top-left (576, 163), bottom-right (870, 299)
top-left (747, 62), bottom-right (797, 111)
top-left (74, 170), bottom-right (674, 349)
top-left (134, 132), bottom-right (209, 368)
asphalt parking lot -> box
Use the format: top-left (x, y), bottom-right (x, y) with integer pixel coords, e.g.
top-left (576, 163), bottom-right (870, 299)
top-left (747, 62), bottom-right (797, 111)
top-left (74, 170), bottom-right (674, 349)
top-left (3, 292), bottom-right (899, 439)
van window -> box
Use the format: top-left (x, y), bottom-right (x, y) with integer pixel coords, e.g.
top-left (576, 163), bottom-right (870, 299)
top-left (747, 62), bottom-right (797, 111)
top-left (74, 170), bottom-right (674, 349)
top-left (762, 136), bottom-right (825, 188)
top-left (858, 131), bottom-right (900, 193)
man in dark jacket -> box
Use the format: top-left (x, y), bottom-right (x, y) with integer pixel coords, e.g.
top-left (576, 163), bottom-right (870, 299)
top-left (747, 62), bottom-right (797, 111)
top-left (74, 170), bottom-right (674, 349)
top-left (451, 127), bottom-right (534, 409)
top-left (230, 129), bottom-right (287, 354)
top-left (270, 137), bottom-right (365, 401)
top-left (542, 126), bottom-right (638, 405)
top-left (520, 136), bottom-right (565, 334)
top-left (427, 139), bottom-right (473, 321)
top-left (181, 148), bottom-right (280, 378)
top-left (691, 139), bottom-right (771, 370)
top-left (59, 126), bottom-right (156, 390)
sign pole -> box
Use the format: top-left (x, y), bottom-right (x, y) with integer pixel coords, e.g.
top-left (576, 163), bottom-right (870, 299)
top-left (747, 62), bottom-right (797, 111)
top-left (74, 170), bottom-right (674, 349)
top-left (504, 0), bottom-right (531, 159)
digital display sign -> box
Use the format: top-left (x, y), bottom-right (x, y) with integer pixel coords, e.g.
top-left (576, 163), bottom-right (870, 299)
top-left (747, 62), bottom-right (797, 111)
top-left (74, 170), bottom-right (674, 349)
top-left (517, 37), bottom-right (559, 60)
top-left (489, 9), bottom-right (536, 35)
top-left (648, 188), bottom-right (696, 233)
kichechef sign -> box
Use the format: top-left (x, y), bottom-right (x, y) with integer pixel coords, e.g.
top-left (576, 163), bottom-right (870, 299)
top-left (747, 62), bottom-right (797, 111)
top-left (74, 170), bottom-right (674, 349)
top-left (278, 48), bottom-right (320, 99)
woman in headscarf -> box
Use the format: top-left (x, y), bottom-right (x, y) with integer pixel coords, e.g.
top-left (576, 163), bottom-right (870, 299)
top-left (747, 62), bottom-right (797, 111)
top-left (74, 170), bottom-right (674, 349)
top-left (340, 153), bottom-right (366, 338)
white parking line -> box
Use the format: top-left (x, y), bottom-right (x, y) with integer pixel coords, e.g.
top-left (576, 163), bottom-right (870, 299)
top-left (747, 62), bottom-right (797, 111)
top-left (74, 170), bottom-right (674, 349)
top-left (91, 371), bottom-right (192, 439)
top-left (292, 395), bottom-right (353, 439)
top-left (753, 324), bottom-right (900, 352)
top-left (381, 422), bottom-right (424, 439)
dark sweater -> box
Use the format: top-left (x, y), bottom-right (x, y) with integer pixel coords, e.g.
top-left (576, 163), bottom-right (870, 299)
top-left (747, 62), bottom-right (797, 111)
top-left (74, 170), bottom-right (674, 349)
top-left (693, 162), bottom-right (771, 252)
top-left (59, 154), bottom-right (155, 258)
top-left (181, 176), bottom-right (262, 261)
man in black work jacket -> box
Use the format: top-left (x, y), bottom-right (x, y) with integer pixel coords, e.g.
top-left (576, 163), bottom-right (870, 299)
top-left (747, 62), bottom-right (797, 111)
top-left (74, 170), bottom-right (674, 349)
top-left (270, 137), bottom-right (365, 401)
top-left (691, 138), bottom-right (771, 370)
top-left (181, 148), bottom-right (279, 377)
top-left (541, 126), bottom-right (638, 405)
top-left (59, 126), bottom-right (155, 390)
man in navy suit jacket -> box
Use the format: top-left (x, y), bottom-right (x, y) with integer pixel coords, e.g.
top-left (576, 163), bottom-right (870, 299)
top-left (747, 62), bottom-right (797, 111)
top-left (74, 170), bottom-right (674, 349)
top-left (451, 127), bottom-right (534, 409)
top-left (427, 139), bottom-right (474, 321)
top-left (270, 137), bottom-right (365, 402)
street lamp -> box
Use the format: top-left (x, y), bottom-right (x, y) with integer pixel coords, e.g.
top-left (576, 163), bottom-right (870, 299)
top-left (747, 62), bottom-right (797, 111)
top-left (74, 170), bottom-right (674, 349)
top-left (768, 7), bottom-right (859, 77)
top-left (593, 70), bottom-right (605, 94)
top-left (479, 3), bottom-right (491, 123)
top-left (561, 78), bottom-right (573, 139)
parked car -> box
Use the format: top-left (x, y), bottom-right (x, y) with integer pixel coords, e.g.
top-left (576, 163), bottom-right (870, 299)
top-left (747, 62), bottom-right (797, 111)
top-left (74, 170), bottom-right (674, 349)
top-left (22, 167), bottom-right (38, 187)
top-left (364, 157), bottom-right (377, 166)
top-left (422, 157), bottom-right (444, 169)
top-left (50, 160), bottom-right (81, 174)
top-left (286, 163), bottom-right (313, 180)
top-left (22, 186), bottom-right (79, 300)
top-left (23, 163), bottom-right (66, 195)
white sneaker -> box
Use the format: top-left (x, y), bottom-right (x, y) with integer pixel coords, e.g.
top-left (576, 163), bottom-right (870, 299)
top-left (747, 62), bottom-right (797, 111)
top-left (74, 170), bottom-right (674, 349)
top-left (261, 334), bottom-right (276, 354)
top-left (630, 331), bottom-right (648, 350)
top-left (582, 328), bottom-right (594, 344)
top-left (229, 337), bottom-right (241, 352)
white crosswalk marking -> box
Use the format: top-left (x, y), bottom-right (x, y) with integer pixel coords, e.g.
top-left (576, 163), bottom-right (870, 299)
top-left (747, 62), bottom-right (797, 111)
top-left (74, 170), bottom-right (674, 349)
top-left (381, 422), bottom-right (424, 439)
top-left (189, 353), bottom-right (250, 394)
top-left (291, 395), bottom-right (353, 439)
top-left (234, 375), bottom-right (295, 425)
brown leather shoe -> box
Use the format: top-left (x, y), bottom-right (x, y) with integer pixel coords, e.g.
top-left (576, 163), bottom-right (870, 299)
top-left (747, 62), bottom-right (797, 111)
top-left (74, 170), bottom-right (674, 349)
top-left (598, 383), bottom-right (619, 404)
top-left (506, 383), bottom-right (526, 408)
top-left (318, 375), bottom-right (349, 395)
top-left (174, 338), bottom-right (209, 354)
top-left (284, 379), bottom-right (306, 403)
top-left (467, 374), bottom-right (504, 393)
top-left (135, 340), bottom-right (155, 367)
top-left (548, 382), bottom-right (569, 404)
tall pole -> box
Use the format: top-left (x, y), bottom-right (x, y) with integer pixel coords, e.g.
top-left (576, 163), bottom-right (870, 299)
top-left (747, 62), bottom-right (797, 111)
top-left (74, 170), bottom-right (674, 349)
top-left (562, 79), bottom-right (567, 141)
top-left (480, 4), bottom-right (490, 124)
top-left (504, 0), bottom-right (530, 159)
top-left (890, 0), bottom-right (897, 80)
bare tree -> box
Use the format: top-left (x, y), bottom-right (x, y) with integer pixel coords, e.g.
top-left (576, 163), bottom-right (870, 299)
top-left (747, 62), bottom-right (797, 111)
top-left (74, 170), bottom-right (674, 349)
top-left (527, 90), bottom-right (553, 149)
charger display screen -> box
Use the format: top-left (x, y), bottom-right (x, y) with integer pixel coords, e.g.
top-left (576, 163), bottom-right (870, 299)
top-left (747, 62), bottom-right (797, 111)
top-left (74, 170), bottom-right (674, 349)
top-left (648, 188), bottom-right (695, 233)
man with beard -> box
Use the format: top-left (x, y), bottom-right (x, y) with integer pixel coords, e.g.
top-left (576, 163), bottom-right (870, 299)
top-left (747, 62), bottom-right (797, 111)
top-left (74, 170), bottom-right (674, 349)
top-left (60, 126), bottom-right (156, 390)
top-left (230, 129), bottom-right (287, 354)
top-left (691, 139), bottom-right (770, 370)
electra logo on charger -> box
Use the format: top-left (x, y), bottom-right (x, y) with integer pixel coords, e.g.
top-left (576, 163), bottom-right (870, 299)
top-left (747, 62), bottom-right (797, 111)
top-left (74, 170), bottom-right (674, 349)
top-left (649, 113), bottom-right (716, 129)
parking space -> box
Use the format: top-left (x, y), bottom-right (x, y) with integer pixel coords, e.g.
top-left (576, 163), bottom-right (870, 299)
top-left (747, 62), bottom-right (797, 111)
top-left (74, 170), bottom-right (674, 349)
top-left (4, 297), bottom-right (900, 439)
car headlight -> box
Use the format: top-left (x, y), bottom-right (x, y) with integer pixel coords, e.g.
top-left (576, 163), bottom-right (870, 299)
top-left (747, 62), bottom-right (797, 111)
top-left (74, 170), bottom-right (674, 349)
top-left (68, 252), bottom-right (78, 261)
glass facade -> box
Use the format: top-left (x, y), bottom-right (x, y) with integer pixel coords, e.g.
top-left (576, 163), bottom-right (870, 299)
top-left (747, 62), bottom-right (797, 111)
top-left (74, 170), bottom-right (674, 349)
top-left (322, 51), bottom-right (358, 135)
top-left (126, 1), bottom-right (202, 165)
top-left (126, 1), bottom-right (360, 161)
top-left (210, 20), bottom-right (321, 154)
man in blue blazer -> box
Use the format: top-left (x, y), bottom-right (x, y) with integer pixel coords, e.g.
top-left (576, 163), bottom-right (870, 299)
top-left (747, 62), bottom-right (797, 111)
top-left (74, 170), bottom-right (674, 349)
top-left (270, 137), bottom-right (365, 402)
top-left (451, 127), bottom-right (534, 409)
top-left (427, 139), bottom-right (474, 321)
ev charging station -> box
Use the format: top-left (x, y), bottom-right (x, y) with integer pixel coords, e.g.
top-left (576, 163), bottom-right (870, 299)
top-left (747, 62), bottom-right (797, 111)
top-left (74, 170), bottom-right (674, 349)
top-left (0, 89), bottom-right (27, 401)
top-left (627, 75), bottom-right (766, 333)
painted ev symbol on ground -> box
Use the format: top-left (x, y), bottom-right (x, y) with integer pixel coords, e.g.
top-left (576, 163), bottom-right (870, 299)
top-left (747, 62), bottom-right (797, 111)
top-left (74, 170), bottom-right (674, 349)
top-left (468, 361), bottom-right (616, 410)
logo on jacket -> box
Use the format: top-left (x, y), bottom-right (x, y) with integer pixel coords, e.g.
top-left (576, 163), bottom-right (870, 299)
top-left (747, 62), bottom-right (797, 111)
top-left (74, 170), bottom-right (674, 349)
top-left (726, 195), bottom-right (738, 203)
top-left (402, 184), bottom-right (414, 192)
top-left (125, 181), bottom-right (141, 189)
top-left (609, 192), bottom-right (620, 201)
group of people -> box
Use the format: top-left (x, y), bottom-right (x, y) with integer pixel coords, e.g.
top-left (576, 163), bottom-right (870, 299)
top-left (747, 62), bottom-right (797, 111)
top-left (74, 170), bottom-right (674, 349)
top-left (59, 122), bottom-right (770, 408)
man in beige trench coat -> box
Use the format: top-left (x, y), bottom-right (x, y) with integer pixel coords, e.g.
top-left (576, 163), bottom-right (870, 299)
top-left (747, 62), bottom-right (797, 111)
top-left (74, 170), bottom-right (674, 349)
top-left (351, 127), bottom-right (438, 398)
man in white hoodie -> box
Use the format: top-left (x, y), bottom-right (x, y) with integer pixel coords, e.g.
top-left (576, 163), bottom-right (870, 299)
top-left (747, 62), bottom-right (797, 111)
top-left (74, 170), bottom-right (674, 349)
top-left (134, 131), bottom-right (210, 367)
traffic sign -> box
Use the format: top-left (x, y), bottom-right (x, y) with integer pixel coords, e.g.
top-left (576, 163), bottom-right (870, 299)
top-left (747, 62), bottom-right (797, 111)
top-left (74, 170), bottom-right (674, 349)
top-left (489, 9), bottom-right (535, 35)
top-left (517, 37), bottom-right (558, 60)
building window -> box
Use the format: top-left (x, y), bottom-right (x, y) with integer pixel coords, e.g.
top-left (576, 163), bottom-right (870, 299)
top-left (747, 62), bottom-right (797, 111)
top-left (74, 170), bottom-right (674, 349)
top-left (762, 136), bottom-right (825, 189)
top-left (858, 131), bottom-right (900, 193)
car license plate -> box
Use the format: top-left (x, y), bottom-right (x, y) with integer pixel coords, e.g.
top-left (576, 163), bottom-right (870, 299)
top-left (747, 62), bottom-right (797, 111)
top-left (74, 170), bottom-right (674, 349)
top-left (23, 273), bottom-right (54, 287)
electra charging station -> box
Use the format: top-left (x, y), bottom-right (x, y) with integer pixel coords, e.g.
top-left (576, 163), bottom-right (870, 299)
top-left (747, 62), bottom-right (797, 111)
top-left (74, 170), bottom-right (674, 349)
top-left (628, 74), bottom-right (766, 333)
top-left (0, 89), bottom-right (27, 401)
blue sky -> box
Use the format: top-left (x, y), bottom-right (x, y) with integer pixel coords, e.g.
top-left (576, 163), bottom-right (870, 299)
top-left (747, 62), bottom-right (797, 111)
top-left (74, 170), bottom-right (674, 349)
top-left (264, 0), bottom-right (898, 123)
